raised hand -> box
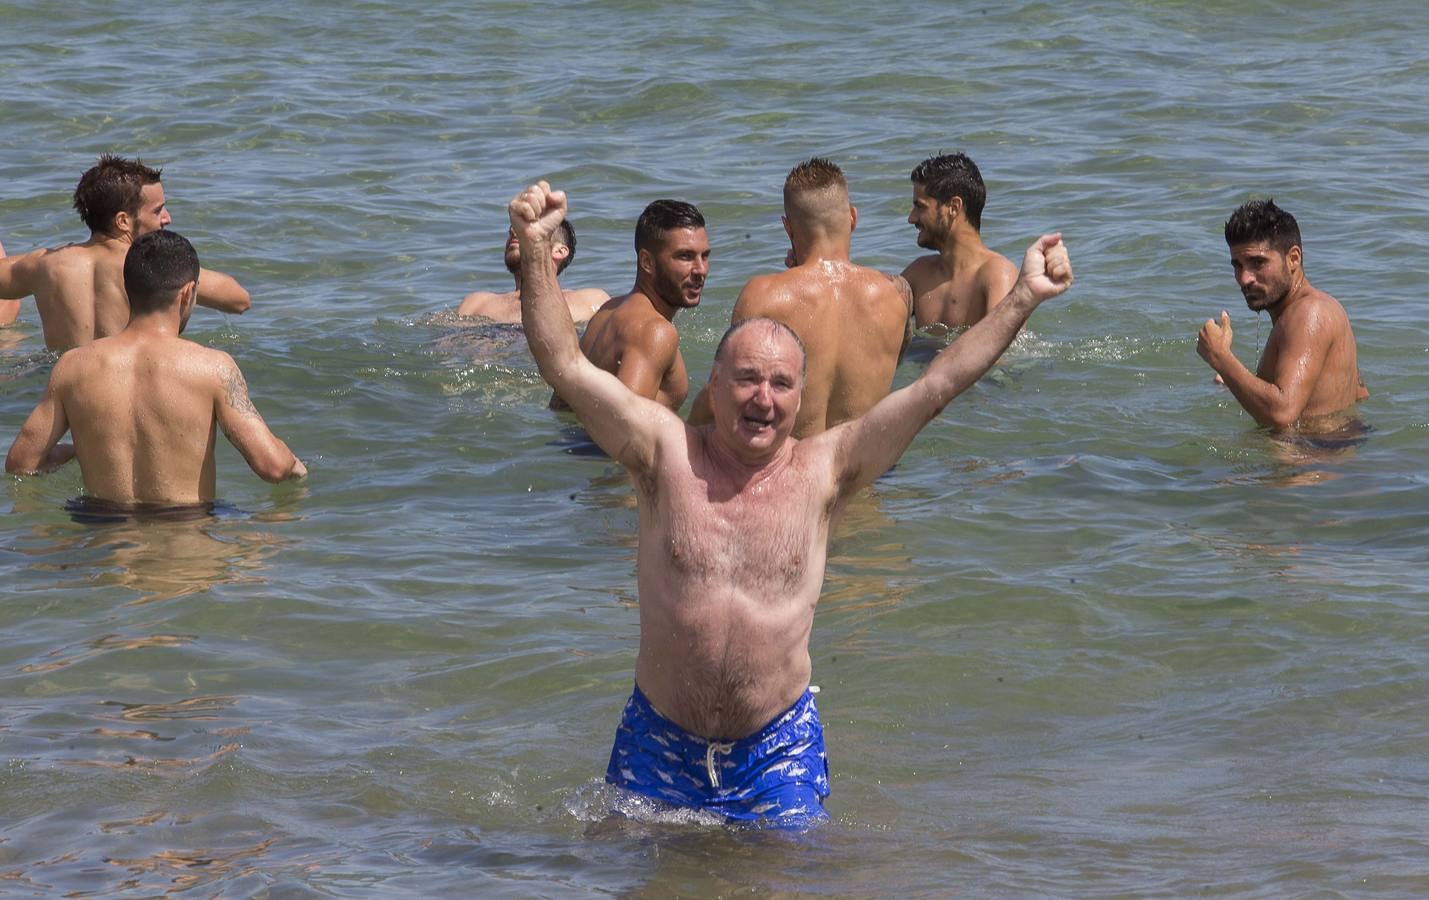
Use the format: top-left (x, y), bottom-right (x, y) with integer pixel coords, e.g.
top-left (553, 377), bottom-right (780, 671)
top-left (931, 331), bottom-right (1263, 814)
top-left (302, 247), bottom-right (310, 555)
top-left (1018, 233), bottom-right (1073, 302)
top-left (507, 181), bottom-right (568, 247)
top-left (1197, 310), bottom-right (1232, 364)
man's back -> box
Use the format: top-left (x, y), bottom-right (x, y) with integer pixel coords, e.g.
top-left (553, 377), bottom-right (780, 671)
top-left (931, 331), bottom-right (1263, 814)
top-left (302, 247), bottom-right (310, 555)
top-left (734, 261), bottom-right (908, 436)
top-left (4, 239), bottom-right (131, 351)
top-left (55, 332), bottom-right (227, 504)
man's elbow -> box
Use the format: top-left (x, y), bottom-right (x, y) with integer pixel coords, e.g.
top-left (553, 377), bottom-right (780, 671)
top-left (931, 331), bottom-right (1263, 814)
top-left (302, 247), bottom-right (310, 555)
top-left (252, 449), bottom-right (300, 483)
top-left (223, 287), bottom-right (252, 314)
top-left (6, 446), bottom-right (39, 476)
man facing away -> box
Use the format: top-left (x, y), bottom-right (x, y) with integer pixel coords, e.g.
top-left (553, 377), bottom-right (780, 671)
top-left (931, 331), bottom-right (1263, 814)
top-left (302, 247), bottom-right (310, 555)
top-left (511, 180), bottom-right (1072, 825)
top-left (549, 199), bottom-right (709, 412)
top-left (0, 154), bottom-right (251, 352)
top-left (457, 217), bottom-right (609, 324)
top-left (6, 230), bottom-right (305, 505)
top-left (901, 152), bottom-right (1019, 331)
top-left (1197, 199), bottom-right (1368, 430)
top-left (688, 158), bottom-right (910, 437)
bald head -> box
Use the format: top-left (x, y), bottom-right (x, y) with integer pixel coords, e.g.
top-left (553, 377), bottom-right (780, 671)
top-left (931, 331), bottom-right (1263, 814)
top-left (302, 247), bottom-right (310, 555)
top-left (782, 157), bottom-right (851, 235)
top-left (715, 317), bottom-right (807, 378)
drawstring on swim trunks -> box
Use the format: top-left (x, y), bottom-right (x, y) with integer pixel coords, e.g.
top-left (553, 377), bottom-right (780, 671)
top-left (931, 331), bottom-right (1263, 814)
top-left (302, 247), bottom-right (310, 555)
top-left (705, 740), bottom-right (735, 789)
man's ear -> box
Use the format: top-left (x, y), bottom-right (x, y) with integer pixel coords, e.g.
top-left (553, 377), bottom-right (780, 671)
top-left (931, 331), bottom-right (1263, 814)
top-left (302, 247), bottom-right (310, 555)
top-left (112, 209), bottom-right (133, 239)
top-left (1287, 245), bottom-right (1303, 272)
top-left (180, 279), bottom-right (199, 314)
top-left (849, 205), bottom-right (859, 233)
top-left (945, 195), bottom-right (964, 224)
top-left (552, 244), bottom-right (571, 263)
top-left (781, 214), bottom-right (792, 240)
top-left (637, 247), bottom-right (654, 275)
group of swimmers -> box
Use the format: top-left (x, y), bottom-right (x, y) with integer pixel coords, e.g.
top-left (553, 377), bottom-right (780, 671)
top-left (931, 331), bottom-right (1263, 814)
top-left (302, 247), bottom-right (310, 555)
top-left (0, 153), bottom-right (1366, 826)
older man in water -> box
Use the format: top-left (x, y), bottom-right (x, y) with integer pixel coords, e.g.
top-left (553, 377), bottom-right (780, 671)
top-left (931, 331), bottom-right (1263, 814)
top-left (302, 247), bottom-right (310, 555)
top-left (689, 157), bottom-right (909, 437)
top-left (6, 230), bottom-right (305, 504)
top-left (0, 154), bottom-right (251, 352)
top-left (1197, 199), bottom-right (1367, 430)
top-left (512, 180), bottom-right (1072, 824)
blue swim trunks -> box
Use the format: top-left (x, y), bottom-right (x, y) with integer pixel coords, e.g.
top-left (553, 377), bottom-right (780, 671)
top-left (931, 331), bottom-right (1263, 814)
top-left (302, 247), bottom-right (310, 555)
top-left (605, 683), bottom-right (830, 826)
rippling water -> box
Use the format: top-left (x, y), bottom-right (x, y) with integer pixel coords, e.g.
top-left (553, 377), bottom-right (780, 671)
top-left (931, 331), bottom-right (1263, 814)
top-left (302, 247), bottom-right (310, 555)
top-left (3, 0), bottom-right (1428, 895)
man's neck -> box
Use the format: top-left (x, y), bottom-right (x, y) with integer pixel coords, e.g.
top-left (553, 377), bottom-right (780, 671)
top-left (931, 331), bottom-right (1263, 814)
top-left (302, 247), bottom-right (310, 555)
top-left (123, 311), bottom-right (184, 339)
top-left (793, 232), bottom-right (852, 265)
top-left (936, 225), bottom-right (987, 274)
top-left (1267, 273), bottom-right (1313, 326)
top-left (704, 428), bottom-right (795, 487)
top-left (631, 278), bottom-right (680, 322)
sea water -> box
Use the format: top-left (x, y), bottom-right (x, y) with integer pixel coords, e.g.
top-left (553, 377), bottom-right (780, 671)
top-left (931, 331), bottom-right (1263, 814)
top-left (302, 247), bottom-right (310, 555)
top-left (2, 0), bottom-right (1427, 894)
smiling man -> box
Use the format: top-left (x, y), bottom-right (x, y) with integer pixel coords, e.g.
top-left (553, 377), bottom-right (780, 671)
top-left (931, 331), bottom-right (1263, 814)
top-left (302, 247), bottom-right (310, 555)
top-left (1197, 199), bottom-right (1367, 430)
top-left (0, 155), bottom-right (250, 352)
top-left (550, 199), bottom-right (708, 412)
top-left (901, 152), bottom-right (1018, 330)
top-left (511, 180), bottom-right (1072, 825)
top-left (688, 157), bottom-right (909, 437)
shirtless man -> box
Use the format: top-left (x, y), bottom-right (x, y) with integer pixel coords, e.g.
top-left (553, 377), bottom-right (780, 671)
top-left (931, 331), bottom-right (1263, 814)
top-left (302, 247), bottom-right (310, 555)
top-left (902, 152), bottom-right (1019, 330)
top-left (551, 199), bottom-right (708, 411)
top-left (689, 158), bottom-right (909, 437)
top-left (6, 230), bottom-right (305, 504)
top-left (457, 218), bottom-right (609, 324)
top-left (1197, 199), bottom-right (1368, 430)
top-left (511, 180), bottom-right (1072, 825)
top-left (0, 155), bottom-right (250, 352)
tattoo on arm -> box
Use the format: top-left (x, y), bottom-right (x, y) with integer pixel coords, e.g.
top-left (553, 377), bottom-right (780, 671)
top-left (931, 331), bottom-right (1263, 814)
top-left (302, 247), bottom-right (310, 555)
top-left (222, 367), bottom-right (261, 418)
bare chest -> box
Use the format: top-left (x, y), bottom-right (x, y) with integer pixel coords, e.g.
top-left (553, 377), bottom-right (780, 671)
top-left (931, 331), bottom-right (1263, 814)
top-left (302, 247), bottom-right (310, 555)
top-left (652, 464), bottom-right (830, 591)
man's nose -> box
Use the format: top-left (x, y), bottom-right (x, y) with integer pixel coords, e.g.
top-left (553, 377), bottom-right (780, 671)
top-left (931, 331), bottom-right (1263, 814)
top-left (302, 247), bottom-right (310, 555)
top-left (1235, 268), bottom-right (1254, 287)
top-left (693, 256), bottom-right (709, 277)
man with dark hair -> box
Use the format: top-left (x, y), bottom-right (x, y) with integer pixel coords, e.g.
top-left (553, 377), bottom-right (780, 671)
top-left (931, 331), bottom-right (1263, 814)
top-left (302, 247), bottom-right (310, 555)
top-left (0, 154), bottom-right (250, 351)
top-left (1198, 199), bottom-right (1368, 429)
top-left (511, 180), bottom-right (1072, 825)
top-left (6, 230), bottom-right (304, 504)
top-left (458, 217), bottom-right (609, 324)
top-left (550, 198), bottom-right (708, 411)
top-left (901, 152), bottom-right (1019, 330)
top-left (689, 157), bottom-right (909, 437)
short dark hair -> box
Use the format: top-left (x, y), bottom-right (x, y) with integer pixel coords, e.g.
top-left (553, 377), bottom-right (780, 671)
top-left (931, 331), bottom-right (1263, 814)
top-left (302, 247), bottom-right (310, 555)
top-left (1224, 198), bottom-right (1301, 255)
top-left (555, 219), bottom-right (576, 275)
top-left (635, 199), bottom-right (705, 254)
top-left (910, 152), bottom-right (987, 232)
top-left (73, 154), bottom-right (163, 236)
top-left (714, 317), bottom-right (807, 378)
top-left (124, 230), bottom-right (199, 315)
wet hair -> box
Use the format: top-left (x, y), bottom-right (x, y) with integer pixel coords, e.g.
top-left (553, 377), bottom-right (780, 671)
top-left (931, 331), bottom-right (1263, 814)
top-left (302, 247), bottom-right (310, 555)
top-left (635, 200), bottom-right (705, 254)
top-left (124, 230), bottom-right (199, 315)
top-left (1224, 198), bottom-right (1301, 256)
top-left (714, 317), bottom-right (808, 378)
top-left (554, 219), bottom-right (576, 274)
top-left (783, 157), bottom-right (847, 204)
top-left (73, 154), bottom-right (163, 236)
top-left (910, 152), bottom-right (987, 232)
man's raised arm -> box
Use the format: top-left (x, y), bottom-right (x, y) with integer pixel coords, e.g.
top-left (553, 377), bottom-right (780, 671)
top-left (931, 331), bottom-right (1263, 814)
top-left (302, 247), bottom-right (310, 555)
top-left (832, 234), bottom-right (1073, 493)
top-left (514, 182), bottom-right (674, 472)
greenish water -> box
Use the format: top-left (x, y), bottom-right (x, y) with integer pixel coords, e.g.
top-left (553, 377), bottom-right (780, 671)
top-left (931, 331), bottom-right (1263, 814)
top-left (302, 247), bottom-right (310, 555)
top-left (2, 1), bottom-right (1428, 895)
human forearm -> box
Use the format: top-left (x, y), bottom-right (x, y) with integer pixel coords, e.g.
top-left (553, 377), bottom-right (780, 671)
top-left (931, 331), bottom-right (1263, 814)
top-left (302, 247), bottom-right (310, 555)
top-left (197, 268), bottom-right (251, 314)
top-left (520, 236), bottom-right (585, 386)
top-left (922, 279), bottom-right (1038, 402)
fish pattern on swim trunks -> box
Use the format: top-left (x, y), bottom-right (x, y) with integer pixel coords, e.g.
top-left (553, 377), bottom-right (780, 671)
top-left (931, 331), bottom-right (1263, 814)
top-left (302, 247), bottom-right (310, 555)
top-left (605, 684), bottom-right (830, 826)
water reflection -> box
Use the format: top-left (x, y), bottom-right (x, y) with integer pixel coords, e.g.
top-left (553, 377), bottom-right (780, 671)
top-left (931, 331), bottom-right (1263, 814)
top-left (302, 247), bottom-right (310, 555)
top-left (15, 505), bottom-right (290, 605)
